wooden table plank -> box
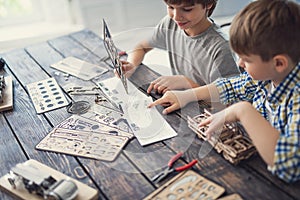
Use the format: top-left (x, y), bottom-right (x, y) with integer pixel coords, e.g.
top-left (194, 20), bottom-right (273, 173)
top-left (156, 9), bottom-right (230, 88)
top-left (1, 50), bottom-right (105, 199)
top-left (1, 29), bottom-right (299, 200)
top-left (25, 33), bottom-right (156, 199)
top-left (128, 56), bottom-right (300, 199)
top-left (49, 30), bottom-right (300, 199)
top-left (0, 114), bottom-right (28, 200)
top-left (70, 29), bottom-right (108, 61)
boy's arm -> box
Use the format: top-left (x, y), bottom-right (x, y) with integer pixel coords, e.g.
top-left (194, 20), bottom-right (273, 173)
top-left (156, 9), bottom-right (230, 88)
top-left (146, 75), bottom-right (200, 94)
top-left (122, 41), bottom-right (153, 77)
top-left (200, 101), bottom-right (279, 165)
top-left (148, 83), bottom-right (219, 114)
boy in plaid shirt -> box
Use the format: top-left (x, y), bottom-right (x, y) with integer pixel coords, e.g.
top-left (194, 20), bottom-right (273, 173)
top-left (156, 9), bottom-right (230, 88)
top-left (149, 0), bottom-right (300, 183)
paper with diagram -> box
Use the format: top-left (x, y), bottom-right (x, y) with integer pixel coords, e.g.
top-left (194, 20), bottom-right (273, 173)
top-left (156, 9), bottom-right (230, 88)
top-left (97, 77), bottom-right (177, 146)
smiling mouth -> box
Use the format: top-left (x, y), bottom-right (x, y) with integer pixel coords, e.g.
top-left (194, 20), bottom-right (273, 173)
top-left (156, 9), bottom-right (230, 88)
top-left (177, 22), bottom-right (188, 27)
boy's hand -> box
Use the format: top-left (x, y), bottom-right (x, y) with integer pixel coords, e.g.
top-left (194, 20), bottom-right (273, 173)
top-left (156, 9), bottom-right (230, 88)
top-left (114, 60), bottom-right (136, 78)
top-left (148, 90), bottom-right (193, 114)
top-left (147, 75), bottom-right (192, 94)
top-left (199, 103), bottom-right (241, 140)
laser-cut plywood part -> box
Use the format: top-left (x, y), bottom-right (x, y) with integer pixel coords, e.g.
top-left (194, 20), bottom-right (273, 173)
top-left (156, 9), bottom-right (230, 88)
top-left (36, 128), bottom-right (129, 162)
top-left (218, 193), bottom-right (243, 200)
top-left (27, 77), bottom-right (69, 114)
top-left (0, 76), bottom-right (13, 112)
top-left (143, 170), bottom-right (225, 200)
top-left (0, 159), bottom-right (98, 200)
top-left (187, 109), bottom-right (256, 165)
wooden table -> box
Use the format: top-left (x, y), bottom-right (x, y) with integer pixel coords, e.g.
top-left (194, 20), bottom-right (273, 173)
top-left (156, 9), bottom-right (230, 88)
top-left (0, 29), bottom-right (299, 200)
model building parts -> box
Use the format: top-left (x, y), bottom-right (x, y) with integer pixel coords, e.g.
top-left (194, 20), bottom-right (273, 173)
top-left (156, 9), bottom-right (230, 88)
top-left (144, 170), bottom-right (225, 200)
top-left (7, 162), bottom-right (78, 200)
top-left (187, 109), bottom-right (256, 165)
top-left (0, 75), bottom-right (5, 103)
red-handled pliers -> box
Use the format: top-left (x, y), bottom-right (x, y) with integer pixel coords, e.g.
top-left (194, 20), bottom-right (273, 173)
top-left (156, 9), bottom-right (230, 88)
top-left (151, 152), bottom-right (198, 184)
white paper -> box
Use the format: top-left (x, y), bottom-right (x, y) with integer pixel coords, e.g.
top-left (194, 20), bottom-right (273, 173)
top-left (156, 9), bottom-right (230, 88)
top-left (98, 77), bottom-right (177, 146)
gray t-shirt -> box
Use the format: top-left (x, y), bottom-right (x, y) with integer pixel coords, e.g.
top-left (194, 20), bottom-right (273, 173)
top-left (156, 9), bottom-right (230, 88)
top-left (148, 16), bottom-right (240, 86)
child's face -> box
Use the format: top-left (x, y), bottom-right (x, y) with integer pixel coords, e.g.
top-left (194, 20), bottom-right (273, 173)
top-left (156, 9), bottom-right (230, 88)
top-left (166, 3), bottom-right (207, 35)
top-left (238, 54), bottom-right (276, 81)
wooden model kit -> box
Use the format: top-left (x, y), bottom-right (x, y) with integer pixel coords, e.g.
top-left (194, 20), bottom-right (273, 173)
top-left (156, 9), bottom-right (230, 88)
top-left (0, 159), bottom-right (98, 200)
top-left (55, 114), bottom-right (133, 138)
top-left (82, 105), bottom-right (132, 133)
top-left (187, 109), bottom-right (256, 165)
top-left (0, 75), bottom-right (13, 112)
top-left (50, 56), bottom-right (108, 81)
top-left (144, 170), bottom-right (225, 200)
top-left (0, 75), bottom-right (5, 103)
top-left (36, 128), bottom-right (129, 161)
top-left (27, 77), bottom-right (69, 114)
top-left (36, 113), bottom-right (134, 161)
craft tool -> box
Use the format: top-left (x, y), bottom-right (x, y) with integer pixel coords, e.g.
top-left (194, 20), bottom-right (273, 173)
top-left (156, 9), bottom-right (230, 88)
top-left (103, 19), bottom-right (128, 94)
top-left (144, 170), bottom-right (225, 200)
top-left (151, 152), bottom-right (198, 184)
top-left (66, 86), bottom-right (101, 95)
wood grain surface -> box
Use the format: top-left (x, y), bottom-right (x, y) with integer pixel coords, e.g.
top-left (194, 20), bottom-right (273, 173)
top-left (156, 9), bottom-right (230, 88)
top-left (0, 29), bottom-right (299, 200)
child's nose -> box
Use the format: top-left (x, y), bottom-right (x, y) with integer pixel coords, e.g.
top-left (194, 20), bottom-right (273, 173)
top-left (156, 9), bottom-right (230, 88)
top-left (173, 10), bottom-right (183, 21)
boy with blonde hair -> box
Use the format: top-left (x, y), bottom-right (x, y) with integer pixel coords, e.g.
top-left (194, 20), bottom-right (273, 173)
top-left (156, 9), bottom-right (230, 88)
top-left (149, 0), bottom-right (300, 183)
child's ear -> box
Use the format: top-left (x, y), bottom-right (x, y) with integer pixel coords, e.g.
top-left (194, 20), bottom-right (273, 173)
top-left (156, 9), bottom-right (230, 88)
top-left (205, 3), bottom-right (213, 10)
top-left (273, 55), bottom-right (288, 73)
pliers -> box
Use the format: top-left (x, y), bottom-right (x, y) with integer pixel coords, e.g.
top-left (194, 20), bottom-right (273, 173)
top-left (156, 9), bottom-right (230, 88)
top-left (151, 152), bottom-right (198, 184)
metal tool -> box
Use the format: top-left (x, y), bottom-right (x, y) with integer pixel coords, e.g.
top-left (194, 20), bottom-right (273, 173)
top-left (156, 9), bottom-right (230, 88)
top-left (103, 19), bottom-right (128, 94)
top-left (151, 152), bottom-right (198, 184)
top-left (7, 162), bottom-right (78, 200)
top-left (66, 86), bottom-right (100, 95)
top-left (66, 100), bottom-right (91, 114)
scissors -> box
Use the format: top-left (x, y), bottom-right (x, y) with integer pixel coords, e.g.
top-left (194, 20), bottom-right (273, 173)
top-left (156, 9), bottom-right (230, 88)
top-left (103, 19), bottom-right (128, 94)
top-left (151, 152), bottom-right (198, 184)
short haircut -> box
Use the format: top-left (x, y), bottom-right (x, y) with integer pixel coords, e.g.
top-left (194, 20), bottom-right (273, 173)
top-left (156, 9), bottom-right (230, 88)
top-left (230, 0), bottom-right (300, 64)
top-left (163, 0), bottom-right (218, 17)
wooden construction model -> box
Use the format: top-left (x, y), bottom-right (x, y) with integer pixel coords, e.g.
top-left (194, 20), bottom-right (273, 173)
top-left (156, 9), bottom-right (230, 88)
top-left (0, 75), bottom-right (5, 103)
top-left (187, 109), bottom-right (257, 165)
top-left (0, 75), bottom-right (13, 112)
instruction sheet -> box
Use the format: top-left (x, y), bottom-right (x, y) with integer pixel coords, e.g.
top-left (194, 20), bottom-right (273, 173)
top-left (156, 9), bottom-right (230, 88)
top-left (97, 77), bottom-right (177, 146)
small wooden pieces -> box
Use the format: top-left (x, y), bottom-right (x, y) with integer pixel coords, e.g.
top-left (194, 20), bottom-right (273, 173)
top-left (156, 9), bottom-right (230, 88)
top-left (27, 77), bottom-right (69, 114)
top-left (51, 57), bottom-right (108, 81)
top-left (143, 170), bottom-right (225, 200)
top-left (0, 159), bottom-right (98, 200)
top-left (36, 128), bottom-right (129, 162)
top-left (0, 76), bottom-right (13, 112)
top-left (188, 109), bottom-right (256, 165)
top-left (218, 193), bottom-right (243, 200)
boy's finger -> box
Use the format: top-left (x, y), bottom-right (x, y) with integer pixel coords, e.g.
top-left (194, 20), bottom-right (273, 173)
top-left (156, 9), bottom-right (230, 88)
top-left (147, 98), bottom-right (165, 108)
top-left (147, 83), bottom-right (154, 94)
top-left (162, 104), bottom-right (177, 115)
top-left (114, 69), bottom-right (120, 78)
top-left (199, 118), bottom-right (211, 127)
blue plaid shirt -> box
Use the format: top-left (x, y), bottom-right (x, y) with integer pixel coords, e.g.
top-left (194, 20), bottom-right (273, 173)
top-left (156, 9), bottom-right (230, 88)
top-left (214, 63), bottom-right (300, 183)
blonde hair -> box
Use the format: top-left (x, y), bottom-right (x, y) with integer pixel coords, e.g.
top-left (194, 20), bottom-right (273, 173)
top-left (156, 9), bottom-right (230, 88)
top-left (230, 0), bottom-right (300, 63)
